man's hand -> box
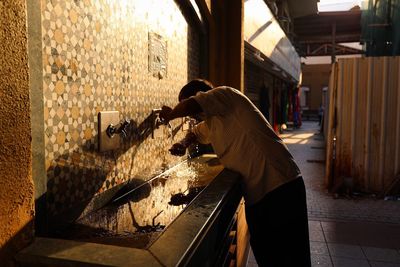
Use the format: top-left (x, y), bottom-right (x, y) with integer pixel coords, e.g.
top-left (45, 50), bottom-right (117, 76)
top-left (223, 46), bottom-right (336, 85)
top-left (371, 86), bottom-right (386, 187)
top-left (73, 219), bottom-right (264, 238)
top-left (159, 106), bottom-right (173, 124)
top-left (169, 143), bottom-right (186, 156)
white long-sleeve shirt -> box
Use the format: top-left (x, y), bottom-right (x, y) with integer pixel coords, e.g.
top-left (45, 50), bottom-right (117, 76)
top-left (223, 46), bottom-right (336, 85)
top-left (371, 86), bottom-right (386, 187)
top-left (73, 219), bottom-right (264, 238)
top-left (191, 86), bottom-right (301, 206)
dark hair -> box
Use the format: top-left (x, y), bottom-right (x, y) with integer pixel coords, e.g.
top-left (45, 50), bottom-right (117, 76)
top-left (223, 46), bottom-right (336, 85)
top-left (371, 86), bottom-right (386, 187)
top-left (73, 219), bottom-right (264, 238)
top-left (178, 79), bottom-right (214, 101)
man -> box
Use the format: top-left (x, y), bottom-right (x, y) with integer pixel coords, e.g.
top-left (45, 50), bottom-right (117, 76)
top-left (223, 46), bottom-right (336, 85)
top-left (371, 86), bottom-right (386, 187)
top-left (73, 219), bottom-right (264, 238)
top-left (318, 104), bottom-right (324, 126)
top-left (160, 79), bottom-right (311, 267)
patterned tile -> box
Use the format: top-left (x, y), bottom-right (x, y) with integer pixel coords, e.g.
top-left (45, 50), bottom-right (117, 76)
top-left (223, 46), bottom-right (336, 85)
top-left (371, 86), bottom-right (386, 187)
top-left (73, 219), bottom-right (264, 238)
top-left (42, 0), bottom-right (200, 216)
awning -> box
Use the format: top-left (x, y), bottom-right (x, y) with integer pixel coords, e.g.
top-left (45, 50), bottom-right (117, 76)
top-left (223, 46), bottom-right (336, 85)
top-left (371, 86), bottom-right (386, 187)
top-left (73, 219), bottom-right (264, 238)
top-left (245, 0), bottom-right (302, 82)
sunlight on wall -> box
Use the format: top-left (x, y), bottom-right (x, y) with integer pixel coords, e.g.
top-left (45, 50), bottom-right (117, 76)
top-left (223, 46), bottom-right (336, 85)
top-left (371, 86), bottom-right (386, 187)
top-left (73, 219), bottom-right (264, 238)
top-left (40, 0), bottom-right (200, 218)
top-left (104, 0), bottom-right (176, 38)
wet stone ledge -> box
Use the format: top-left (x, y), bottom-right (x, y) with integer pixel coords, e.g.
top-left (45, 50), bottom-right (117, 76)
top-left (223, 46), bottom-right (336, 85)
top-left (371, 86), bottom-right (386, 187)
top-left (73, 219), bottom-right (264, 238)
top-left (16, 156), bottom-right (242, 267)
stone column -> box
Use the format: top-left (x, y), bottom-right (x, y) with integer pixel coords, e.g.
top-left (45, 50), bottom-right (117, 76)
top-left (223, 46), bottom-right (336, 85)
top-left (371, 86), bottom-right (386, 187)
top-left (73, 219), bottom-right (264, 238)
top-left (208, 0), bottom-right (244, 92)
top-left (0, 0), bottom-right (35, 265)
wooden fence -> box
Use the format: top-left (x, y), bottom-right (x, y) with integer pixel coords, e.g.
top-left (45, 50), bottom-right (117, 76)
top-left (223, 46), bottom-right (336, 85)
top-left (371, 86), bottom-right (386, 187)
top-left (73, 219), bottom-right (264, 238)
top-left (325, 57), bottom-right (400, 195)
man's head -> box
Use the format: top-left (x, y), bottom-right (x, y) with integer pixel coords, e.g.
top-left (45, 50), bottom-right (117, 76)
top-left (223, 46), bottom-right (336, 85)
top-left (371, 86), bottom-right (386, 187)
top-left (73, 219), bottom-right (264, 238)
top-left (178, 79), bottom-right (214, 102)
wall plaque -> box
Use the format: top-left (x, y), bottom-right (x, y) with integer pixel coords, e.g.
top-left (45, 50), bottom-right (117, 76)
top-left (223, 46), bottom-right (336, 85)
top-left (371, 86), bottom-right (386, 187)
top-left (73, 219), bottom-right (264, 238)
top-left (148, 32), bottom-right (168, 79)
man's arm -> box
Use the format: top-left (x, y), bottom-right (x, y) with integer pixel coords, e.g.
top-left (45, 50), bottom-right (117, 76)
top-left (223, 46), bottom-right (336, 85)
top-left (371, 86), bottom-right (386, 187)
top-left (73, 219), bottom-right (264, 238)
top-left (160, 98), bottom-right (202, 123)
top-left (169, 132), bottom-right (198, 156)
top-left (169, 120), bottom-right (210, 156)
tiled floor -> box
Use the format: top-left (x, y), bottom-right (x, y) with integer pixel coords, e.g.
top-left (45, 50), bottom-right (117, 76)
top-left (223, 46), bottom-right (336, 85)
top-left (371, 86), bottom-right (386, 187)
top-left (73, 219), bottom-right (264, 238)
top-left (246, 121), bottom-right (400, 267)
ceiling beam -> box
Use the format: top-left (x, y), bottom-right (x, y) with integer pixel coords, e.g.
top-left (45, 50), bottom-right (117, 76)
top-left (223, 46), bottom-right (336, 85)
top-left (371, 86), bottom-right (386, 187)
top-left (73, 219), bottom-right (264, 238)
top-left (291, 10), bottom-right (362, 57)
top-left (295, 33), bottom-right (361, 43)
top-left (299, 43), bottom-right (363, 57)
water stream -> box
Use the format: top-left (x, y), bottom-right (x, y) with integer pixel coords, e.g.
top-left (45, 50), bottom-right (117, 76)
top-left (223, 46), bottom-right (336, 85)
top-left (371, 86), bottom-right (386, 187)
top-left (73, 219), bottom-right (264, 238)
top-left (52, 155), bottom-right (223, 249)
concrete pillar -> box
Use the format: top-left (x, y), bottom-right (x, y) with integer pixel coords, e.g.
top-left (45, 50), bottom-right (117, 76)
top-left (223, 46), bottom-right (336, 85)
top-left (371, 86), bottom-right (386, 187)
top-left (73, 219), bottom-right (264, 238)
top-left (198, 3), bottom-right (249, 265)
top-left (208, 0), bottom-right (244, 92)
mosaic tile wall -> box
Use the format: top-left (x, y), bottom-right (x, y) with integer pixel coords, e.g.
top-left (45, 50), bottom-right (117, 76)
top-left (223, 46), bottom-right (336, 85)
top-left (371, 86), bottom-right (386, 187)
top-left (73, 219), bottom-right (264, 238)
top-left (41, 0), bottom-right (200, 217)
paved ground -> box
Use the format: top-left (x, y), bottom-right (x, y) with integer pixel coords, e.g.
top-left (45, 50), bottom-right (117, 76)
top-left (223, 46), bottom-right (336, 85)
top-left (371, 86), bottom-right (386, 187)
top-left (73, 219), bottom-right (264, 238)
top-left (247, 121), bottom-right (400, 267)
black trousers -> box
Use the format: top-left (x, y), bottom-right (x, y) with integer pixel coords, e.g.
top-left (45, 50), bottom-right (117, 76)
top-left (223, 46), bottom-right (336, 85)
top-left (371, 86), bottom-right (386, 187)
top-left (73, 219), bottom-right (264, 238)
top-left (245, 177), bottom-right (311, 267)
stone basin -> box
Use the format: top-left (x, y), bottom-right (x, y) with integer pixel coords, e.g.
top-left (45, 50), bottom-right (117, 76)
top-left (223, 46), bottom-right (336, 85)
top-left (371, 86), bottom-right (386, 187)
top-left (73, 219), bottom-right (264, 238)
top-left (16, 154), bottom-right (242, 266)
